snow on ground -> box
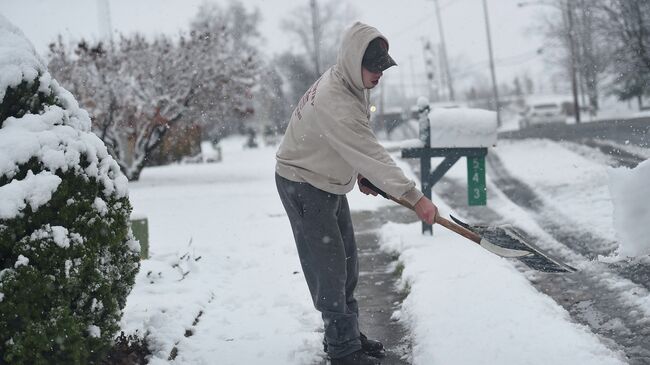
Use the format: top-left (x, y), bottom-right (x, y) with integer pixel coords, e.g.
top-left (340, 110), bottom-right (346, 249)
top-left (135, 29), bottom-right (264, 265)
top-left (493, 138), bottom-right (650, 259)
top-left (468, 138), bottom-right (650, 319)
top-left (380, 222), bottom-right (625, 365)
top-left (124, 136), bottom-right (322, 364)
top-left (122, 135), bottom-right (628, 364)
top-left (494, 139), bottom-right (617, 243)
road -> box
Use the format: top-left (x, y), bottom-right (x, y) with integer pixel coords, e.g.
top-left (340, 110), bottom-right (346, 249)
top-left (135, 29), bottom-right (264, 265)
top-left (500, 117), bottom-right (650, 148)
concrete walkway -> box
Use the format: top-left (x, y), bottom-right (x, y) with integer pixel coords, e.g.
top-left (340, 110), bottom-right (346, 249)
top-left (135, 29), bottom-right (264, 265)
top-left (319, 205), bottom-right (417, 364)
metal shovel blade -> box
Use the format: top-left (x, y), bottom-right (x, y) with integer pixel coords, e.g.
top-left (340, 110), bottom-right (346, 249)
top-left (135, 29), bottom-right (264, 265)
top-left (450, 215), bottom-right (577, 273)
top-left (479, 238), bottom-right (533, 258)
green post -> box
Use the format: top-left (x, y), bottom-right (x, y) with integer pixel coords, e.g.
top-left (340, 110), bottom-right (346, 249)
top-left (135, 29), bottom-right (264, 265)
top-left (130, 216), bottom-right (149, 259)
top-left (467, 156), bottom-right (487, 206)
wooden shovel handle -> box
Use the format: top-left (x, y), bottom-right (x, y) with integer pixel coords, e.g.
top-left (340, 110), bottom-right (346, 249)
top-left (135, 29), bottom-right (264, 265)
top-left (359, 178), bottom-right (482, 245)
top-left (434, 216), bottom-right (481, 244)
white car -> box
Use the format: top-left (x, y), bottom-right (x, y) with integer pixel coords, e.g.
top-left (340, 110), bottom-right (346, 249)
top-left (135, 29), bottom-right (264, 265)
top-left (519, 102), bottom-right (566, 129)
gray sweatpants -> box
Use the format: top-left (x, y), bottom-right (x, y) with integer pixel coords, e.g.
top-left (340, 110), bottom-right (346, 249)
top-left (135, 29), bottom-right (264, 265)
top-left (275, 173), bottom-right (362, 359)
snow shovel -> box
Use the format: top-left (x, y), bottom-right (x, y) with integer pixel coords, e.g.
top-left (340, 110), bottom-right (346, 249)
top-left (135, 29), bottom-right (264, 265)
top-left (359, 178), bottom-right (576, 273)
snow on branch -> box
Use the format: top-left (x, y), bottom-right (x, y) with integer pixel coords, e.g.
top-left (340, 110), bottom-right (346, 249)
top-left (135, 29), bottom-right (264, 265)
top-left (48, 2), bottom-right (262, 180)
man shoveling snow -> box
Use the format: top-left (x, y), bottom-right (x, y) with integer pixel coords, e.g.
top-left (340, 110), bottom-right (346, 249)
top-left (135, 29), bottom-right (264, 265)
top-left (275, 21), bottom-right (438, 365)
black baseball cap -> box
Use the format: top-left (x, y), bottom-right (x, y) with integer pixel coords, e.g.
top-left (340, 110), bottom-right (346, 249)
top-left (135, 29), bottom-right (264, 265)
top-left (362, 37), bottom-right (397, 73)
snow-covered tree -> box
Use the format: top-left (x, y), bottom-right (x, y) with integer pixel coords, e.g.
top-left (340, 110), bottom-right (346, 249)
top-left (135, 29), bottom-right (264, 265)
top-left (592, 0), bottom-right (650, 105)
top-left (254, 64), bottom-right (290, 137)
top-left (185, 0), bottom-right (260, 141)
top-left (281, 0), bottom-right (353, 75)
top-left (574, 0), bottom-right (608, 112)
top-left (0, 16), bottom-right (140, 364)
top-left (536, 1), bottom-right (650, 109)
top-left (536, 0), bottom-right (609, 113)
top-left (279, 0), bottom-right (356, 105)
top-left (274, 52), bottom-right (318, 110)
top-left (49, 35), bottom-right (197, 181)
top-left (48, 1), bottom-right (262, 180)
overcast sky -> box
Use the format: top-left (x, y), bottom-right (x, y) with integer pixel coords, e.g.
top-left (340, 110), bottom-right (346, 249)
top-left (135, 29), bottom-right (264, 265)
top-left (2, 0), bottom-right (553, 98)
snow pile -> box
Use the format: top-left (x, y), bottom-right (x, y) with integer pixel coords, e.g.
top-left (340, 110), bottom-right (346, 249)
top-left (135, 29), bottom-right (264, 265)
top-left (609, 159), bottom-right (650, 257)
top-left (380, 221), bottom-right (626, 365)
top-left (428, 108), bottom-right (497, 147)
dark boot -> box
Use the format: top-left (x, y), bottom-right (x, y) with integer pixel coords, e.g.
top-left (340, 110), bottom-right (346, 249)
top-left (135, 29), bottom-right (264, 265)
top-left (330, 350), bottom-right (381, 365)
top-left (324, 333), bottom-right (385, 358)
top-left (360, 333), bottom-right (385, 358)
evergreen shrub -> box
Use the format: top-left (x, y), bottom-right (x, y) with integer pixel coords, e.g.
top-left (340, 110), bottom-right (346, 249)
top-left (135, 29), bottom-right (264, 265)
top-left (0, 16), bottom-right (140, 365)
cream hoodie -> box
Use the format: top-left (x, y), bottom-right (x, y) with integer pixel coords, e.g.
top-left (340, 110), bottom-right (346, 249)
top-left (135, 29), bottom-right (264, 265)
top-left (275, 22), bottom-right (424, 207)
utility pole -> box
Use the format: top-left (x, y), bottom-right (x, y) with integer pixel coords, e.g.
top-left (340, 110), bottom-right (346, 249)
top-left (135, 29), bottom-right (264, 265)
top-left (482, 0), bottom-right (502, 127)
top-left (422, 39), bottom-right (437, 102)
top-left (433, 0), bottom-right (455, 101)
top-left (565, 0), bottom-right (581, 123)
top-left (409, 55), bottom-right (417, 99)
top-left (309, 0), bottom-right (322, 75)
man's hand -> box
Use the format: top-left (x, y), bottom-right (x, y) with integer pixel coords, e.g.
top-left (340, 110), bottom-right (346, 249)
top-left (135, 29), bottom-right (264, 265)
top-left (357, 175), bottom-right (378, 196)
top-left (414, 196), bottom-right (438, 225)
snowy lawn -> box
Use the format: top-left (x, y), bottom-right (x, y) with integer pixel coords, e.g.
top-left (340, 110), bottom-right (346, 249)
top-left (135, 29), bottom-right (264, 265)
top-left (124, 136), bottom-right (323, 364)
top-left (121, 136), bottom-right (627, 365)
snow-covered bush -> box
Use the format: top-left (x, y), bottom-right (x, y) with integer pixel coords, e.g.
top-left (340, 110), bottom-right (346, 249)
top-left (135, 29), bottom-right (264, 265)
top-left (0, 16), bottom-right (140, 364)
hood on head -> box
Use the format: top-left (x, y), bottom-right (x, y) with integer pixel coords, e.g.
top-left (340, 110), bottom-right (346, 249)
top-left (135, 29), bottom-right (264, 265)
top-left (336, 22), bottom-right (391, 91)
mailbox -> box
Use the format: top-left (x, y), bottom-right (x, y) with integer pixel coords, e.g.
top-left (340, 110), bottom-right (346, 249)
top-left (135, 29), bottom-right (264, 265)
top-left (402, 98), bottom-right (497, 234)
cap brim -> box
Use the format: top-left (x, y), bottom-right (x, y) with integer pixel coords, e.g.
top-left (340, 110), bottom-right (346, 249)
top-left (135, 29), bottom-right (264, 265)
top-left (366, 53), bottom-right (397, 73)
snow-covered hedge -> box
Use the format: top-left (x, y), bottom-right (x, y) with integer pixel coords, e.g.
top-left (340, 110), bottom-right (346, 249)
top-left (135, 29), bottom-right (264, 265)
top-left (0, 16), bottom-right (140, 364)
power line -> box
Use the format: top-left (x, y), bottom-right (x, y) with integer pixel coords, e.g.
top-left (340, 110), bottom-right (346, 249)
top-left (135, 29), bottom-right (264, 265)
top-left (392, 12), bottom-right (437, 38)
top-left (392, 0), bottom-right (457, 39)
